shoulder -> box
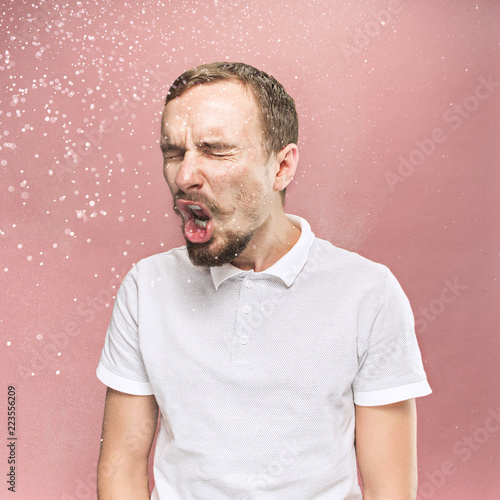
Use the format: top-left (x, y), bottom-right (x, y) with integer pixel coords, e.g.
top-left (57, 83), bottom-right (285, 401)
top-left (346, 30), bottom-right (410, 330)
top-left (298, 237), bottom-right (396, 302)
top-left (309, 237), bottom-right (389, 284)
top-left (119, 246), bottom-right (194, 284)
top-left (135, 245), bottom-right (190, 271)
top-left (124, 245), bottom-right (211, 288)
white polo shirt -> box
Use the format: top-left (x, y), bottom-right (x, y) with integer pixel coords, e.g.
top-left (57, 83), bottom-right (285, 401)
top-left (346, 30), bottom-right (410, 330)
top-left (97, 215), bottom-right (431, 500)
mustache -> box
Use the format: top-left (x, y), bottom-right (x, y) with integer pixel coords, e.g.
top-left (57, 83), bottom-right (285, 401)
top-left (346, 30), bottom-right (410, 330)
top-left (173, 192), bottom-right (232, 217)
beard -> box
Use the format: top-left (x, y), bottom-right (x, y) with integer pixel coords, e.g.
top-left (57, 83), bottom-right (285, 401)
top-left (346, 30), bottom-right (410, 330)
top-left (173, 191), bottom-right (256, 267)
top-left (186, 227), bottom-right (253, 267)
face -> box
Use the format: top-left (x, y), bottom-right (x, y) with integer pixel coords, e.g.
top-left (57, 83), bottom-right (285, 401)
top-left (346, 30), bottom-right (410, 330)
top-left (161, 80), bottom-right (279, 267)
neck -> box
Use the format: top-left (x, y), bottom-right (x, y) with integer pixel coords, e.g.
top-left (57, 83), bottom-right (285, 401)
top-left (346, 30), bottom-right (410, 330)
top-left (230, 212), bottom-right (301, 272)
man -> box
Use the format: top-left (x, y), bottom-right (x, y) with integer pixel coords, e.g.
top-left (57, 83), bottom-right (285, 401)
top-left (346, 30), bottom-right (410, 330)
top-left (96, 62), bottom-right (431, 500)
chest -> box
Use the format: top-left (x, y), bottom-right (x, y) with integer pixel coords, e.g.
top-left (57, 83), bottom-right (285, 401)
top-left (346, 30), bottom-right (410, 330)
top-left (138, 275), bottom-right (360, 413)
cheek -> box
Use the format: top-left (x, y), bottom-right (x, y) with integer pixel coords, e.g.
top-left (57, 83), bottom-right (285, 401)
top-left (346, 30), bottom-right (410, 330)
top-left (207, 159), bottom-right (268, 200)
top-left (234, 177), bottom-right (270, 208)
top-left (207, 166), bottom-right (243, 192)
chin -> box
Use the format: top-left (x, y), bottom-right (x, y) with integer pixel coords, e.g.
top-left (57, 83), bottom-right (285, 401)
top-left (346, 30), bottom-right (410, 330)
top-left (186, 243), bottom-right (226, 267)
top-left (186, 231), bottom-right (253, 267)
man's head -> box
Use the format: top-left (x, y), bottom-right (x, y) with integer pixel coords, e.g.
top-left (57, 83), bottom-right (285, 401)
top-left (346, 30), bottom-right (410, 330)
top-left (165, 62), bottom-right (298, 185)
top-left (161, 62), bottom-right (299, 267)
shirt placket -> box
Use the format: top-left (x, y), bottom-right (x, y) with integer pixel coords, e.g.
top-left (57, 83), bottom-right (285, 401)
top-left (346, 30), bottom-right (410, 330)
top-left (230, 273), bottom-right (256, 365)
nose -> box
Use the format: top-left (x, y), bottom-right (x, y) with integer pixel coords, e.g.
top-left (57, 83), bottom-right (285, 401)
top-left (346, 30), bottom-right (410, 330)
top-left (174, 152), bottom-right (204, 193)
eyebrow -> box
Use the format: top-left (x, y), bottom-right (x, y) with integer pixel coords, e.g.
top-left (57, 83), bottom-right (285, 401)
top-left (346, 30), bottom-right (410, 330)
top-left (160, 140), bottom-right (241, 153)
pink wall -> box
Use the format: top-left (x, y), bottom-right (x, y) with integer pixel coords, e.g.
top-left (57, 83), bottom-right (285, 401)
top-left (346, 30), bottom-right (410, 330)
top-left (2, 0), bottom-right (499, 498)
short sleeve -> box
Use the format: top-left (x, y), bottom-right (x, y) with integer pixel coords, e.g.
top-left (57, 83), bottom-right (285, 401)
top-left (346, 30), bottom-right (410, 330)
top-left (353, 268), bottom-right (432, 406)
top-left (96, 265), bottom-right (153, 395)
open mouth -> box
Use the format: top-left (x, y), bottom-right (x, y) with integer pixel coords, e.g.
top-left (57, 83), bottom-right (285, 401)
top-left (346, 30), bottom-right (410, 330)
top-left (175, 199), bottom-right (214, 244)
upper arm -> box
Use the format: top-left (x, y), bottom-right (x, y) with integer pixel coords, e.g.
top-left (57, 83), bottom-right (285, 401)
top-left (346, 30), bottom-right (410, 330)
top-left (98, 387), bottom-right (159, 469)
top-left (355, 399), bottom-right (417, 500)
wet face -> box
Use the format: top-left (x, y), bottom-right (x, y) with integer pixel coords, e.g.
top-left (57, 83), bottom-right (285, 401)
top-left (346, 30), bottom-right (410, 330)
top-left (161, 80), bottom-right (278, 267)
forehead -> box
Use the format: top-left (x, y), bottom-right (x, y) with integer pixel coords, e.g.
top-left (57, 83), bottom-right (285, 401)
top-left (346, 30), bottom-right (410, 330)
top-left (161, 80), bottom-right (262, 142)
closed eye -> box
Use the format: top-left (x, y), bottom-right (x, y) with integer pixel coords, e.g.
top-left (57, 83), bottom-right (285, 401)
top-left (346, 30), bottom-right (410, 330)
top-left (204, 151), bottom-right (234, 158)
top-left (200, 142), bottom-right (238, 158)
top-left (162, 150), bottom-right (185, 162)
top-left (160, 141), bottom-right (185, 161)
top-left (202, 147), bottom-right (236, 158)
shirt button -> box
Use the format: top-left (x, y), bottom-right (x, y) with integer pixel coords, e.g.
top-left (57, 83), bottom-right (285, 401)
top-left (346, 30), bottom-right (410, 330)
top-left (240, 335), bottom-right (248, 345)
top-left (243, 305), bottom-right (251, 314)
top-left (245, 280), bottom-right (253, 288)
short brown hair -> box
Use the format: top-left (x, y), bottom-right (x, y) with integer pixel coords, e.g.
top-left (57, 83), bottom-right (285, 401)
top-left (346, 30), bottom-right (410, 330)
top-left (164, 62), bottom-right (298, 203)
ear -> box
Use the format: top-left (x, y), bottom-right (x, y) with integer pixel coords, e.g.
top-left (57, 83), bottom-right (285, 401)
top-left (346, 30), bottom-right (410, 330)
top-left (272, 143), bottom-right (299, 193)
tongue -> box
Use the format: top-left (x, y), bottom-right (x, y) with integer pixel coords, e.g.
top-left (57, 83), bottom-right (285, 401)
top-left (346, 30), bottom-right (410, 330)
top-left (184, 217), bottom-right (214, 244)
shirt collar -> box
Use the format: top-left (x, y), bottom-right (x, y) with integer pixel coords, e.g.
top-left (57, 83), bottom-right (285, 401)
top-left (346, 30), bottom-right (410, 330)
top-left (210, 214), bottom-right (315, 290)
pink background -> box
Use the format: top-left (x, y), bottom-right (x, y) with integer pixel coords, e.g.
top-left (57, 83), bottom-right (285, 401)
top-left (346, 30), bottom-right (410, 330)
top-left (1, 0), bottom-right (499, 498)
